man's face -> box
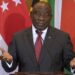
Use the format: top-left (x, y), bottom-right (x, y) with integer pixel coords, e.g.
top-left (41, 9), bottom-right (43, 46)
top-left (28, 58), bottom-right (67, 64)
top-left (31, 2), bottom-right (52, 31)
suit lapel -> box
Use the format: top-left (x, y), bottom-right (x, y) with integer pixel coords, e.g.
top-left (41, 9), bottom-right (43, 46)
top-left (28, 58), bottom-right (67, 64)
top-left (24, 27), bottom-right (38, 65)
top-left (39, 26), bottom-right (56, 65)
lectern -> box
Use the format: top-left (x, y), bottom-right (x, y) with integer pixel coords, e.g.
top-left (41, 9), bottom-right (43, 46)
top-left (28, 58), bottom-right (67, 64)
top-left (11, 72), bottom-right (64, 75)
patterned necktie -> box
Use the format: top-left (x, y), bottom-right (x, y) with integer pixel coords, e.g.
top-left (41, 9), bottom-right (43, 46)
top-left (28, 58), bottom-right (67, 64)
top-left (35, 30), bottom-right (42, 62)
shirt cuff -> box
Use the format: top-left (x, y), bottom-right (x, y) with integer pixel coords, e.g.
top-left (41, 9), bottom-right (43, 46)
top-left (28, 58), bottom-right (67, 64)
top-left (71, 67), bottom-right (75, 74)
top-left (6, 61), bottom-right (13, 68)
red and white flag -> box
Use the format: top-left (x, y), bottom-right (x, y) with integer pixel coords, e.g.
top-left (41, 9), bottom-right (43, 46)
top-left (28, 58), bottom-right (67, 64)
top-left (55, 0), bottom-right (75, 52)
top-left (0, 0), bottom-right (32, 74)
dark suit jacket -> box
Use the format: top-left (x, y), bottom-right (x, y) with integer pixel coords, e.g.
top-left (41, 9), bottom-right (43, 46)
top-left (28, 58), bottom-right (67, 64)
top-left (2, 26), bottom-right (75, 72)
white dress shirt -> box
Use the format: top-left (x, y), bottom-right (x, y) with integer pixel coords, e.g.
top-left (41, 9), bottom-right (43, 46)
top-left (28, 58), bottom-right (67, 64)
top-left (32, 25), bottom-right (48, 45)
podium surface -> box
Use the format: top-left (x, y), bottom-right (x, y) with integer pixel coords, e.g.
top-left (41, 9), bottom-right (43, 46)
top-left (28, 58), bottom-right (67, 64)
top-left (11, 72), bottom-right (64, 75)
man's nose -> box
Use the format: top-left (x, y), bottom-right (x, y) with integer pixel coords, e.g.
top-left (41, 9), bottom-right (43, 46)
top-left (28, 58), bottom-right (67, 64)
top-left (39, 16), bottom-right (44, 21)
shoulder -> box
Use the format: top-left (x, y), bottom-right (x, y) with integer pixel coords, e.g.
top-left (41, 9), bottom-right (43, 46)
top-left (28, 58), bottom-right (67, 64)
top-left (50, 26), bottom-right (71, 42)
top-left (14, 26), bottom-right (32, 37)
top-left (50, 27), bottom-right (73, 47)
top-left (53, 27), bottom-right (70, 37)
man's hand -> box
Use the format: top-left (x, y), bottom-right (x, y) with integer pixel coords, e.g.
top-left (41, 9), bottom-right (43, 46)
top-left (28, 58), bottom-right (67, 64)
top-left (0, 48), bottom-right (13, 62)
top-left (70, 58), bottom-right (75, 68)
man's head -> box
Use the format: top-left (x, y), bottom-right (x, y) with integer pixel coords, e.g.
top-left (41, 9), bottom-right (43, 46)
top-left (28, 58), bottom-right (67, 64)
top-left (30, 1), bottom-right (52, 31)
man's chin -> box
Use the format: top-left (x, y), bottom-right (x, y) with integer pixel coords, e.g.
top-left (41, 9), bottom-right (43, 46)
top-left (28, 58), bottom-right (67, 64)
top-left (36, 26), bottom-right (46, 31)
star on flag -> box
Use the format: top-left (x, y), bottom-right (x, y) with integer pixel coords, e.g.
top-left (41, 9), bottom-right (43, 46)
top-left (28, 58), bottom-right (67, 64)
top-left (0, 0), bottom-right (22, 12)
top-left (12, 0), bottom-right (21, 6)
top-left (0, 1), bottom-right (8, 12)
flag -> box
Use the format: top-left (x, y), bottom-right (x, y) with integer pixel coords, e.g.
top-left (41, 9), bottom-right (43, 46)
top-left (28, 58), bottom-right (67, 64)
top-left (61, 0), bottom-right (75, 52)
top-left (0, 0), bottom-right (32, 75)
top-left (48, 0), bottom-right (55, 26)
top-left (25, 0), bottom-right (32, 11)
top-left (54, 0), bottom-right (75, 51)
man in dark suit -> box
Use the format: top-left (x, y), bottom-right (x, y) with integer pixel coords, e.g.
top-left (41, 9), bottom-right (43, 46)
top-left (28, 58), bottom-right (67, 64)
top-left (0, 1), bottom-right (75, 73)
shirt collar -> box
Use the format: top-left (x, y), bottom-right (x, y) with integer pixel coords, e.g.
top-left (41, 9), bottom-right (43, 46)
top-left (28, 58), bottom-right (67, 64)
top-left (32, 24), bottom-right (48, 33)
top-left (32, 24), bottom-right (48, 41)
